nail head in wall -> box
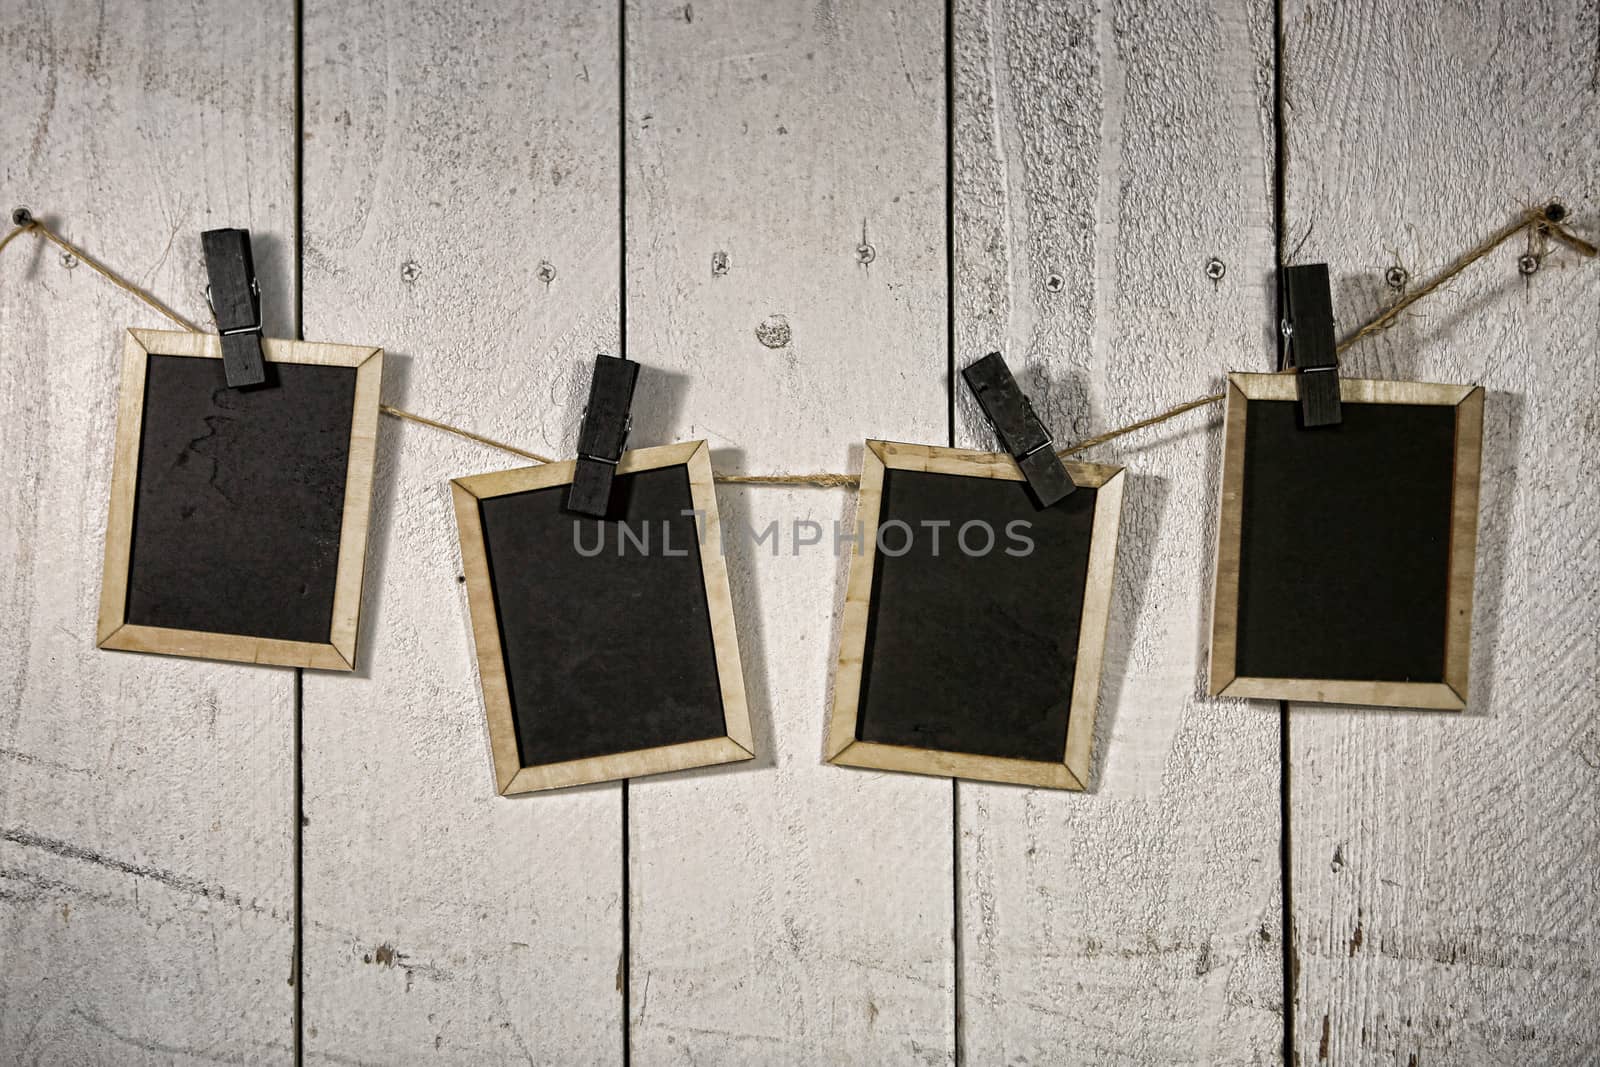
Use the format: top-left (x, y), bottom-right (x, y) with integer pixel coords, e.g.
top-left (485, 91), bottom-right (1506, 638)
top-left (1518, 253), bottom-right (1540, 276)
top-left (1204, 258), bottom-right (1226, 281)
top-left (537, 261), bottom-right (556, 284)
top-left (1545, 201), bottom-right (1567, 222)
top-left (11, 206), bottom-right (33, 226)
top-left (61, 252), bottom-right (78, 270)
top-left (1385, 266), bottom-right (1408, 290)
top-left (755, 315), bottom-right (791, 349)
top-left (400, 260), bottom-right (421, 283)
top-left (856, 242), bottom-right (875, 265)
top-left (711, 250), bottom-right (729, 277)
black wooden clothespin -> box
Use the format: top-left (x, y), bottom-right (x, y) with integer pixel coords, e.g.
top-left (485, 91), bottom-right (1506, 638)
top-left (201, 228), bottom-right (266, 388)
top-left (567, 354), bottom-right (640, 517)
top-left (1282, 263), bottom-right (1341, 427)
top-left (962, 351), bottom-right (1075, 507)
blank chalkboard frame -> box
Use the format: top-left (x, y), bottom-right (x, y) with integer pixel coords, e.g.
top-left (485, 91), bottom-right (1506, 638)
top-left (97, 328), bottom-right (383, 670)
top-left (1208, 372), bottom-right (1485, 710)
top-left (451, 440), bottom-right (754, 795)
top-left (826, 440), bottom-right (1125, 790)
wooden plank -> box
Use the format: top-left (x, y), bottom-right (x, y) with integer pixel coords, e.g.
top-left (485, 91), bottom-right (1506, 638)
top-left (297, 1), bottom-right (624, 1060)
top-left (1281, 0), bottom-right (1600, 1061)
top-left (0, 1), bottom-right (298, 1062)
top-left (621, 1), bottom-right (954, 1060)
top-left (951, 0), bottom-right (1284, 1061)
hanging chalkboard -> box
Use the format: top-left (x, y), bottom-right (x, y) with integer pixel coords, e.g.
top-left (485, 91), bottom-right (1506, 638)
top-left (827, 441), bottom-right (1125, 790)
top-left (1208, 372), bottom-right (1484, 709)
top-left (452, 440), bottom-right (754, 794)
top-left (97, 328), bottom-right (383, 670)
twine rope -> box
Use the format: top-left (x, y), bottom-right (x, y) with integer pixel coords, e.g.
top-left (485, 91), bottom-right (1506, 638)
top-left (377, 405), bottom-right (554, 464)
top-left (715, 471), bottom-right (862, 487)
top-left (1337, 204), bottom-right (1594, 352)
top-left (3, 215), bottom-right (199, 332)
top-left (1049, 203), bottom-right (1592, 459)
top-left (2, 204), bottom-right (1590, 485)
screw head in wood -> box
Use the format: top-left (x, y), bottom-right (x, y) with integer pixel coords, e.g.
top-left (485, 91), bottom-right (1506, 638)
top-left (711, 250), bottom-right (729, 276)
top-left (1517, 253), bottom-right (1540, 276)
top-left (1545, 202), bottom-right (1567, 223)
top-left (856, 242), bottom-right (875, 265)
top-left (1385, 266), bottom-right (1408, 290)
top-left (1204, 258), bottom-right (1226, 281)
top-left (60, 251), bottom-right (78, 270)
top-left (1044, 272), bottom-right (1064, 292)
top-left (537, 261), bottom-right (556, 284)
top-left (400, 260), bottom-right (421, 283)
top-left (11, 207), bottom-right (33, 226)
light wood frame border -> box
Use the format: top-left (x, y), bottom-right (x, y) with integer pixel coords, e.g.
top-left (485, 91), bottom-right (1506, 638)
top-left (451, 440), bottom-right (754, 795)
top-left (97, 328), bottom-right (384, 670)
top-left (1208, 372), bottom-right (1485, 710)
top-left (826, 440), bottom-right (1126, 790)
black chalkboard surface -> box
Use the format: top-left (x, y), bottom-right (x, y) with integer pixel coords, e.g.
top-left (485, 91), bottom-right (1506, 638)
top-left (453, 441), bottom-right (754, 795)
top-left (1209, 373), bottom-right (1484, 710)
top-left (98, 329), bottom-right (384, 670)
top-left (828, 441), bottom-right (1125, 791)
top-left (857, 469), bottom-right (1096, 761)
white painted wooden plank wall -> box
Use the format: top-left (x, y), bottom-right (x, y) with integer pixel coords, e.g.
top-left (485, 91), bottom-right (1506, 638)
top-left (0, 3), bottom-right (299, 1063)
top-left (622, 2), bottom-right (954, 1062)
top-left (4, 0), bottom-right (1599, 1064)
top-left (951, 0), bottom-right (1284, 1062)
top-left (299, 2), bottom-right (624, 1062)
top-left (1282, 1), bottom-right (1600, 1063)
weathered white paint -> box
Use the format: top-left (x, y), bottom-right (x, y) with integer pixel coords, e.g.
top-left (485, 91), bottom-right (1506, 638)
top-left (7, 1), bottom-right (1600, 1064)
top-left (622, 1), bottom-right (955, 1062)
top-left (952, 0), bottom-right (1284, 1062)
top-left (1282, 1), bottom-right (1600, 1063)
top-left (298, 1), bottom-right (625, 1062)
top-left (0, 1), bottom-right (298, 1063)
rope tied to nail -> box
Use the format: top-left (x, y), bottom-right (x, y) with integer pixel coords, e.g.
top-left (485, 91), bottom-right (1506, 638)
top-left (2, 203), bottom-right (1592, 482)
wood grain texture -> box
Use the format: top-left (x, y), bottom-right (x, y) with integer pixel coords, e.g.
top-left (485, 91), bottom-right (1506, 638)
top-left (9, 2), bottom-right (1595, 1062)
top-left (298, 0), bottom-right (625, 1060)
top-left (1282, 0), bottom-right (1600, 1062)
top-left (952, 0), bottom-right (1284, 1061)
top-left (622, 1), bottom-right (955, 1061)
top-left (0, 1), bottom-right (298, 1062)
